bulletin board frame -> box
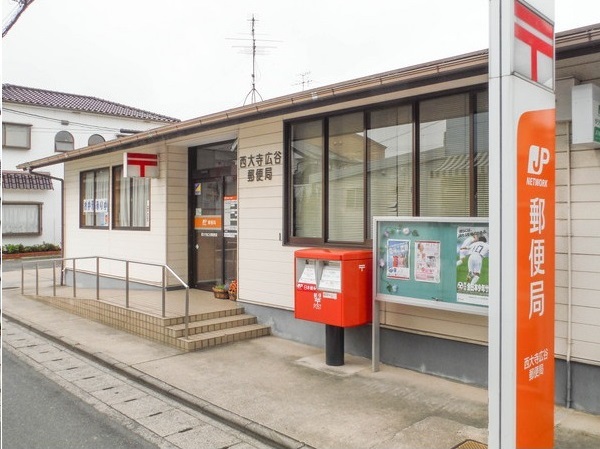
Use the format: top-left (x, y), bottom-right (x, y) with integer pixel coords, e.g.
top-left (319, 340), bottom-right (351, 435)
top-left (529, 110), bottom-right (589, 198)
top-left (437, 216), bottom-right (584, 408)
top-left (373, 216), bottom-right (490, 316)
top-left (372, 216), bottom-right (489, 371)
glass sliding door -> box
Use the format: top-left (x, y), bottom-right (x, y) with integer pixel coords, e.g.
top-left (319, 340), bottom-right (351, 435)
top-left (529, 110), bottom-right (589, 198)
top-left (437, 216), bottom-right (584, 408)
top-left (190, 140), bottom-right (237, 291)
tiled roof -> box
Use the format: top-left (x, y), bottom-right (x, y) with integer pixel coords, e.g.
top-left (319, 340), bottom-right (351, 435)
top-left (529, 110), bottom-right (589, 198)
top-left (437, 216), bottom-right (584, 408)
top-left (2, 170), bottom-right (54, 190)
top-left (2, 84), bottom-right (180, 123)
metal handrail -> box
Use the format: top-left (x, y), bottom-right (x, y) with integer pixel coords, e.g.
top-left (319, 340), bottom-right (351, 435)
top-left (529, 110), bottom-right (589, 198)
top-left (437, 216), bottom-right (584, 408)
top-left (20, 256), bottom-right (191, 337)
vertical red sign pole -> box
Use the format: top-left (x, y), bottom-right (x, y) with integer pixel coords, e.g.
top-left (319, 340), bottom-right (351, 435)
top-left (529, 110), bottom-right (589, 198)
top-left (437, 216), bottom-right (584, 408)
top-left (489, 1), bottom-right (555, 448)
top-left (516, 110), bottom-right (556, 448)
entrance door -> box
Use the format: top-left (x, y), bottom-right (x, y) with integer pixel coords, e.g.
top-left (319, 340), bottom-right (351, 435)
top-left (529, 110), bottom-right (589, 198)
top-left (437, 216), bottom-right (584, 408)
top-left (192, 176), bottom-right (237, 290)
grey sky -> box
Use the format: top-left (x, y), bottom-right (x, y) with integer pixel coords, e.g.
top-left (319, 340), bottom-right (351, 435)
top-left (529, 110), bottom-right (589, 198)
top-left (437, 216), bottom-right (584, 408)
top-left (3, 0), bottom-right (599, 120)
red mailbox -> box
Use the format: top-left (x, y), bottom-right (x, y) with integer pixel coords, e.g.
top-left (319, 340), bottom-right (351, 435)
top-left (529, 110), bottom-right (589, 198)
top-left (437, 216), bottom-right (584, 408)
top-left (294, 248), bottom-right (372, 327)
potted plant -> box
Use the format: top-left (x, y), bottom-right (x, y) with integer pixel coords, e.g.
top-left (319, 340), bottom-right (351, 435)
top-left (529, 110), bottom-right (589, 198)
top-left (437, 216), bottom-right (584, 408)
top-left (212, 284), bottom-right (229, 299)
top-left (228, 279), bottom-right (238, 301)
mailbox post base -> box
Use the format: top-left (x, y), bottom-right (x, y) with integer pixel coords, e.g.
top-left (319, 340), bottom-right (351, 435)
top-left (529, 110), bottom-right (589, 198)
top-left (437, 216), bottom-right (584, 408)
top-left (325, 324), bottom-right (344, 366)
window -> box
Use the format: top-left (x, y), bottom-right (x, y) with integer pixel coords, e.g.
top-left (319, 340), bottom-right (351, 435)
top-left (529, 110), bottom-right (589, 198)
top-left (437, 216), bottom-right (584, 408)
top-left (2, 123), bottom-right (31, 149)
top-left (419, 94), bottom-right (470, 217)
top-left (475, 92), bottom-right (489, 216)
top-left (55, 131), bottom-right (74, 152)
top-left (290, 120), bottom-right (323, 240)
top-left (80, 168), bottom-right (110, 228)
top-left (112, 166), bottom-right (150, 229)
top-left (328, 112), bottom-right (365, 243)
top-left (285, 90), bottom-right (489, 247)
top-left (2, 202), bottom-right (42, 235)
top-left (88, 134), bottom-right (105, 146)
top-left (367, 105), bottom-right (413, 236)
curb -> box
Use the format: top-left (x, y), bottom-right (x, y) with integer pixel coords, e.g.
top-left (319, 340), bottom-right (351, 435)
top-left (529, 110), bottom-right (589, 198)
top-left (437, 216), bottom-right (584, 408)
top-left (3, 311), bottom-right (315, 449)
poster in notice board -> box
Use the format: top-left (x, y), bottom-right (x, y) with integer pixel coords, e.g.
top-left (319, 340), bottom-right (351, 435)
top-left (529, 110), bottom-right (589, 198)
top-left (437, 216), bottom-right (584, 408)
top-left (374, 217), bottom-right (489, 315)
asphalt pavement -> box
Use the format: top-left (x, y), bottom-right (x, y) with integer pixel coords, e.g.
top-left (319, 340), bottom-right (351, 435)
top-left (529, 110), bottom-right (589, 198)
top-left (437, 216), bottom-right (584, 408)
top-left (3, 266), bottom-right (600, 449)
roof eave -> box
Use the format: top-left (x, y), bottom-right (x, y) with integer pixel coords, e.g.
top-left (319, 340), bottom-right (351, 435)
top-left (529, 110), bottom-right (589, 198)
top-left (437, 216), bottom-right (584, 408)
top-left (16, 51), bottom-right (489, 171)
top-left (16, 23), bottom-right (600, 171)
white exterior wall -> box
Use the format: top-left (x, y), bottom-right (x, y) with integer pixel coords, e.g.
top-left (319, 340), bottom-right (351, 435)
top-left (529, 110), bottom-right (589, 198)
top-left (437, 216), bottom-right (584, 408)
top-left (2, 102), bottom-right (172, 248)
top-left (165, 144), bottom-right (189, 282)
top-left (237, 118), bottom-right (294, 309)
top-left (64, 146), bottom-right (169, 283)
top-left (54, 72), bottom-right (600, 368)
top-left (555, 120), bottom-right (600, 365)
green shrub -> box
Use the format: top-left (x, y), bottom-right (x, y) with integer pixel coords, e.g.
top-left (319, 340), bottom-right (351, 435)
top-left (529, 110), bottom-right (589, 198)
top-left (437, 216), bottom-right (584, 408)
top-left (2, 242), bottom-right (61, 254)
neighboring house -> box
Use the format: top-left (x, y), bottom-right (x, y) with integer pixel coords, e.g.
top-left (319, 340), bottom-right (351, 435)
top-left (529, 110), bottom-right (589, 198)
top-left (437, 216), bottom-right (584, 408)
top-left (15, 23), bottom-right (600, 415)
top-left (1, 84), bottom-right (179, 249)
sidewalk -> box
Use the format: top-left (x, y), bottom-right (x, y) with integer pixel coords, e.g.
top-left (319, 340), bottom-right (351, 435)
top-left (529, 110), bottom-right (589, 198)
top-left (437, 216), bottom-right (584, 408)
top-left (3, 268), bottom-right (600, 449)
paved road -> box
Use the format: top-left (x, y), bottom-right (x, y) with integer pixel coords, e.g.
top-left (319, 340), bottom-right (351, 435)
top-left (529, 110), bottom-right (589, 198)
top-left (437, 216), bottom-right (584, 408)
top-left (3, 349), bottom-right (162, 449)
top-left (2, 319), bottom-right (277, 449)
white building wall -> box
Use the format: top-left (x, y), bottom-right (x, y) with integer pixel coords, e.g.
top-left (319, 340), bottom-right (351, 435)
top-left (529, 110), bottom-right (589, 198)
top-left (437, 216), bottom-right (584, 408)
top-left (63, 147), bottom-right (168, 283)
top-left (555, 120), bottom-right (600, 365)
top-left (52, 74), bottom-right (600, 368)
top-left (2, 102), bottom-right (172, 248)
top-left (237, 118), bottom-right (295, 309)
top-left (165, 143), bottom-right (189, 283)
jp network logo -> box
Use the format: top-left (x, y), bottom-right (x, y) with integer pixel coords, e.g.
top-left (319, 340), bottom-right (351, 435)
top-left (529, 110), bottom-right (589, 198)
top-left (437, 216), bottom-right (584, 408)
top-left (527, 145), bottom-right (550, 175)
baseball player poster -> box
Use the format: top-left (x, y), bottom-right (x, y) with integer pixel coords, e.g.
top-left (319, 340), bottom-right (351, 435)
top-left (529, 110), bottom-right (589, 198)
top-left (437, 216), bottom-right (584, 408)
top-left (456, 226), bottom-right (489, 305)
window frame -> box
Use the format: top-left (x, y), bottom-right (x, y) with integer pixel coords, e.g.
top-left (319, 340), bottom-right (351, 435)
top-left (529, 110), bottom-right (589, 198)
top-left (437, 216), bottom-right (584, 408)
top-left (79, 167), bottom-right (110, 229)
top-left (284, 87), bottom-right (488, 248)
top-left (2, 122), bottom-right (32, 149)
top-left (2, 202), bottom-right (43, 236)
top-left (55, 130), bottom-right (74, 152)
top-left (112, 165), bottom-right (151, 231)
top-left (88, 134), bottom-right (106, 146)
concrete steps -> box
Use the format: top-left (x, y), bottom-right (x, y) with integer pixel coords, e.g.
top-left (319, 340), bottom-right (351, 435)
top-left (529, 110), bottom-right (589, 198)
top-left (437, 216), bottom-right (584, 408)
top-left (166, 307), bottom-right (270, 351)
top-left (166, 313), bottom-right (260, 338)
top-left (26, 292), bottom-right (270, 352)
top-left (176, 323), bottom-right (271, 351)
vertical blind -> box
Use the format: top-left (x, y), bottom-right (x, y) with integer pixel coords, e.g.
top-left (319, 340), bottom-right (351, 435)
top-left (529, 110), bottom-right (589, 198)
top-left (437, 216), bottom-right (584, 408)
top-left (419, 94), bottom-right (470, 217)
top-left (368, 105), bottom-right (413, 237)
top-left (291, 120), bottom-right (323, 238)
top-left (328, 112), bottom-right (364, 242)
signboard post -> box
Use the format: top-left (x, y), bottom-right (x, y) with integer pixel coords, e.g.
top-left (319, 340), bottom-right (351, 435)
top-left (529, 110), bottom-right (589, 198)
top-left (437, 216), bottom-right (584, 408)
top-left (489, 1), bottom-right (555, 448)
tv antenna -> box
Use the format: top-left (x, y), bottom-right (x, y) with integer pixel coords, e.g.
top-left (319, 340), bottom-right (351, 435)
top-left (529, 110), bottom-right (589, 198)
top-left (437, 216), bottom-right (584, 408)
top-left (294, 72), bottom-right (313, 91)
top-left (228, 14), bottom-right (279, 105)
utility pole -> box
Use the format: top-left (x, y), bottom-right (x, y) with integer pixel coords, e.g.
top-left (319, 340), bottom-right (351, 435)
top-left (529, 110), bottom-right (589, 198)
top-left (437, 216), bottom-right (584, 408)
top-left (2, 0), bottom-right (36, 38)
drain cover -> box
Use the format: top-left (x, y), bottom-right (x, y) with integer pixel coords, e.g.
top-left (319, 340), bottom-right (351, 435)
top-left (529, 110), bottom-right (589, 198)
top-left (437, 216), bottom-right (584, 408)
top-left (451, 440), bottom-right (488, 449)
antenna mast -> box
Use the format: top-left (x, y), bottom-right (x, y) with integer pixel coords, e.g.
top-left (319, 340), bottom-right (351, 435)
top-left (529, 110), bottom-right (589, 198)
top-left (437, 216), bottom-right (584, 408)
top-left (229, 14), bottom-right (278, 105)
top-left (244, 14), bottom-right (262, 105)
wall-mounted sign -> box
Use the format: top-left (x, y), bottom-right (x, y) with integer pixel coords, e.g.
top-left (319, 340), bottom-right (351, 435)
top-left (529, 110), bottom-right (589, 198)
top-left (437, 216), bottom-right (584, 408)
top-left (194, 215), bottom-right (222, 231)
top-left (374, 217), bottom-right (489, 315)
top-left (224, 195), bottom-right (238, 238)
top-left (123, 152), bottom-right (159, 178)
top-left (572, 83), bottom-right (600, 148)
top-left (239, 151), bottom-right (282, 183)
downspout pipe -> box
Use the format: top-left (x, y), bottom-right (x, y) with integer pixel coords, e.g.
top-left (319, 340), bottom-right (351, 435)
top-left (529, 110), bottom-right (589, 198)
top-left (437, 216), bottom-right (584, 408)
top-left (565, 122), bottom-right (573, 408)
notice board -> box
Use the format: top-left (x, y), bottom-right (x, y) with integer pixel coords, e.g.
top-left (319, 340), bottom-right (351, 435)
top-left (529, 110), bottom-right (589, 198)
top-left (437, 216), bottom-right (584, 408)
top-left (374, 217), bottom-right (489, 315)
